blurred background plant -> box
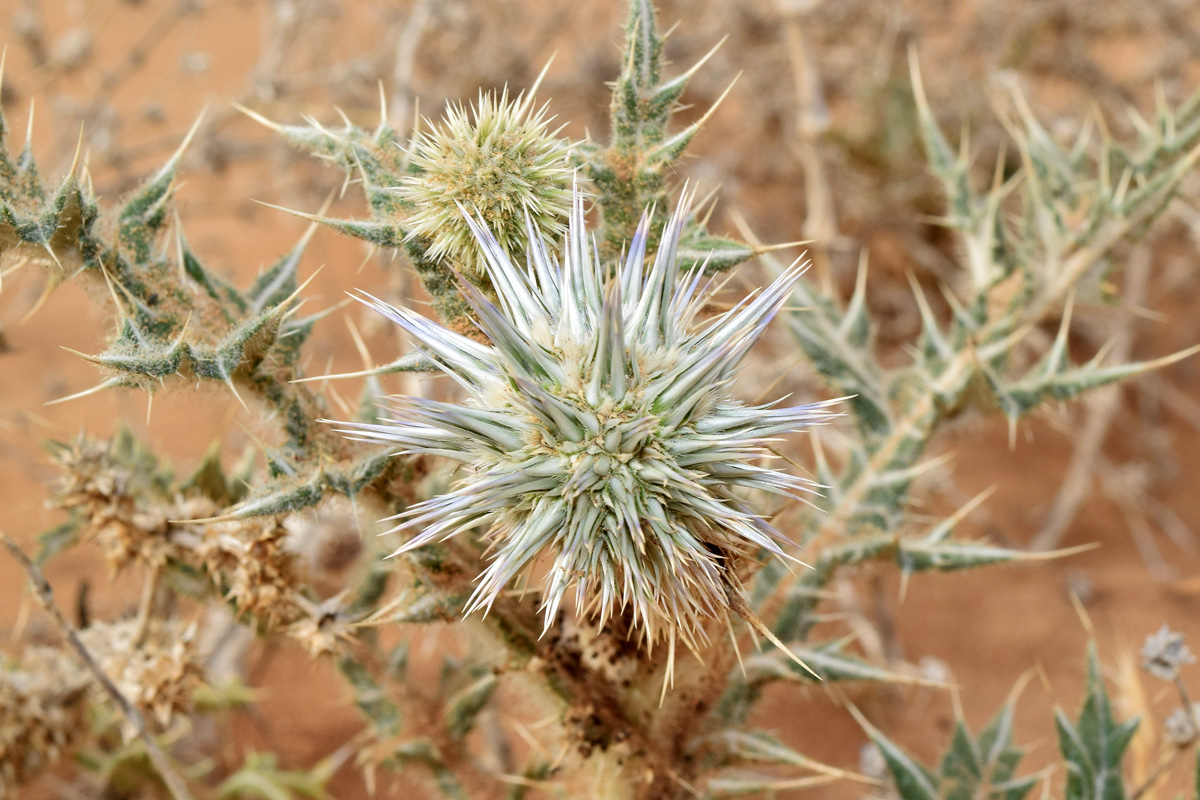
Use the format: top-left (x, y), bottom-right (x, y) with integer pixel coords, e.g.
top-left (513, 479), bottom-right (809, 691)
top-left (3, 1), bottom-right (1200, 799)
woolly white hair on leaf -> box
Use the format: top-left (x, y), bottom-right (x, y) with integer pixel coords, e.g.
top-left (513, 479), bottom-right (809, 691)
top-left (334, 186), bottom-right (839, 665)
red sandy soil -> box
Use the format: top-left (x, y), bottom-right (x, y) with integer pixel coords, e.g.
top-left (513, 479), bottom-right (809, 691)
top-left (1, 2), bottom-right (1199, 799)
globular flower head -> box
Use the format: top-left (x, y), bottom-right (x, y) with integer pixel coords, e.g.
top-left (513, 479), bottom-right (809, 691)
top-left (1142, 624), bottom-right (1195, 681)
top-left (399, 86), bottom-right (573, 277)
top-left (338, 189), bottom-right (837, 651)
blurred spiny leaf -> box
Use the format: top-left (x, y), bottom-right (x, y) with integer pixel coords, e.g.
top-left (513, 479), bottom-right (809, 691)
top-left (35, 519), bottom-right (80, 564)
top-left (387, 739), bottom-right (468, 800)
top-left (854, 692), bottom-right (1036, 800)
top-left (444, 671), bottom-right (497, 741)
top-left (763, 54), bottom-right (1200, 647)
top-left (338, 656), bottom-right (402, 739)
top-left (1056, 644), bottom-right (1139, 800)
top-left (217, 752), bottom-right (333, 800)
top-left (746, 640), bottom-right (938, 686)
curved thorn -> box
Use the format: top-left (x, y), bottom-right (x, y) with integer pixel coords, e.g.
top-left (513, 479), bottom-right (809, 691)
top-left (46, 376), bottom-right (124, 405)
top-left (231, 102), bottom-right (283, 132)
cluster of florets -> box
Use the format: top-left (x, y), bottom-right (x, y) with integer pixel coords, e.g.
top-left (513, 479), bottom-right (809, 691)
top-left (0, 619), bottom-right (202, 795)
top-left (337, 189), bottom-right (836, 652)
top-left (78, 620), bottom-right (203, 733)
top-left (0, 648), bottom-right (90, 796)
top-left (1142, 624), bottom-right (1195, 681)
top-left (398, 87), bottom-right (573, 277)
top-left (49, 434), bottom-right (363, 655)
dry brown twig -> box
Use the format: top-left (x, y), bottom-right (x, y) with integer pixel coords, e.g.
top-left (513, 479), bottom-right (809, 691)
top-left (0, 533), bottom-right (197, 800)
top-left (779, 3), bottom-right (838, 295)
top-left (390, 0), bottom-right (433, 136)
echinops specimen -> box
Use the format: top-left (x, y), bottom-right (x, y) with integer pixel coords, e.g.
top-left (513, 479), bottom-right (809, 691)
top-left (335, 188), bottom-right (839, 655)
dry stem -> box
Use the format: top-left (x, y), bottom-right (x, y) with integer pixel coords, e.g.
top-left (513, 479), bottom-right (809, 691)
top-left (1, 533), bottom-right (197, 800)
top-left (781, 10), bottom-right (837, 296)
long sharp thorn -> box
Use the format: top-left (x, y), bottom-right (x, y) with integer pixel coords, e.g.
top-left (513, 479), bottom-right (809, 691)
top-left (528, 53), bottom-right (556, 101)
top-left (680, 36), bottom-right (726, 83)
top-left (24, 98), bottom-right (34, 148)
top-left (290, 366), bottom-right (383, 384)
top-left (345, 316), bottom-right (374, 370)
top-left (927, 485), bottom-right (999, 541)
top-left (223, 377), bottom-right (249, 412)
top-left (251, 199), bottom-right (330, 226)
top-left (18, 277), bottom-right (56, 325)
top-left (46, 377), bottom-right (124, 406)
top-left (173, 313), bottom-right (192, 349)
top-left (68, 123), bottom-right (85, 177)
top-left (752, 239), bottom-right (813, 255)
top-left (724, 574), bottom-right (820, 680)
top-left (268, 266), bottom-right (324, 316)
top-left (725, 612), bottom-right (746, 678)
top-left (162, 109), bottom-right (208, 174)
top-left (41, 243), bottom-right (62, 271)
top-left (232, 103), bottom-right (284, 132)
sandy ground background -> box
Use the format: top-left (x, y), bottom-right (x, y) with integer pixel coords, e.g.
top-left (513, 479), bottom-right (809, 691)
top-left (3, 1), bottom-right (1200, 798)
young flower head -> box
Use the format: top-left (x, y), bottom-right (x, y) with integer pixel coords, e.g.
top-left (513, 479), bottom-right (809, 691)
top-left (336, 189), bottom-right (837, 652)
top-left (398, 84), bottom-right (573, 277)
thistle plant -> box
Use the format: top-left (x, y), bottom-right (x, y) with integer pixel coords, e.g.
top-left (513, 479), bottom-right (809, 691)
top-left (336, 189), bottom-right (837, 656)
top-left (4, 1), bottom-right (1200, 799)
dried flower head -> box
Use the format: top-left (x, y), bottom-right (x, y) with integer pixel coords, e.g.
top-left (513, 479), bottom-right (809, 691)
top-left (1141, 624), bottom-right (1195, 681)
top-left (1165, 704), bottom-right (1200, 746)
top-left (198, 517), bottom-right (302, 626)
top-left (0, 648), bottom-right (90, 796)
top-left (398, 86), bottom-right (572, 276)
top-left (80, 620), bottom-right (203, 731)
top-left (49, 435), bottom-right (215, 573)
top-left (51, 435), bottom-right (162, 572)
top-left (336, 189), bottom-right (837, 651)
top-left (287, 594), bottom-right (358, 658)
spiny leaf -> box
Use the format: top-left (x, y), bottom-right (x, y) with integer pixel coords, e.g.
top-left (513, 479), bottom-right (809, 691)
top-left (851, 702), bottom-right (941, 800)
top-left (743, 640), bottom-right (936, 687)
top-left (337, 657), bottom-right (402, 738)
top-left (443, 672), bottom-right (497, 741)
top-left (850, 689), bottom-right (1035, 800)
top-left (225, 448), bottom-right (397, 518)
top-left (388, 739), bottom-right (468, 800)
top-left (35, 519), bottom-right (80, 564)
top-left (1056, 643), bottom-right (1139, 800)
top-left (711, 729), bottom-right (876, 784)
top-left (217, 752), bottom-right (330, 800)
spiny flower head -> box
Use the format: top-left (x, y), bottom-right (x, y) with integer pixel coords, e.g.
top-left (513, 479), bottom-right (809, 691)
top-left (338, 190), bottom-right (837, 651)
top-left (399, 86), bottom-right (573, 277)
